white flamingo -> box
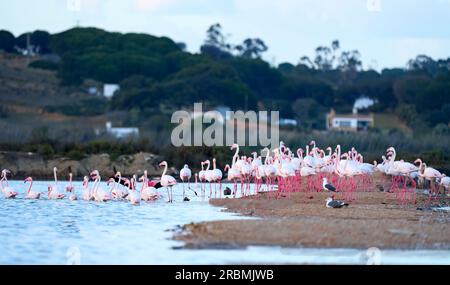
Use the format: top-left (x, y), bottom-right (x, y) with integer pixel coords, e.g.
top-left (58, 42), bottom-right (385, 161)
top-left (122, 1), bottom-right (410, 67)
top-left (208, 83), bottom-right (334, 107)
top-left (48, 167), bottom-right (65, 200)
top-left (140, 170), bottom-right (160, 201)
top-left (179, 164), bottom-right (192, 200)
top-left (125, 177), bottom-right (141, 205)
top-left (90, 170), bottom-right (111, 202)
top-left (112, 171), bottom-right (128, 199)
top-left (1, 169), bottom-right (18, 198)
top-left (82, 176), bottom-right (93, 201)
top-left (24, 177), bottom-right (40, 199)
top-left (65, 172), bottom-right (77, 201)
top-left (159, 161), bottom-right (177, 203)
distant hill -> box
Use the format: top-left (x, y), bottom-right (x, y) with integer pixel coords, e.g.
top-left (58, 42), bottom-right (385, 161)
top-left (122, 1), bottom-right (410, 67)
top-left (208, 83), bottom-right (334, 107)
top-left (0, 27), bottom-right (449, 134)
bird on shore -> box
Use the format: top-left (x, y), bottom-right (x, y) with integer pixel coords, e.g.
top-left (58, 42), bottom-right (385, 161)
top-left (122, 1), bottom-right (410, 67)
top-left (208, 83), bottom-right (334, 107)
top-left (322, 177), bottom-right (337, 192)
top-left (326, 197), bottom-right (349, 208)
top-left (24, 177), bottom-right (41, 199)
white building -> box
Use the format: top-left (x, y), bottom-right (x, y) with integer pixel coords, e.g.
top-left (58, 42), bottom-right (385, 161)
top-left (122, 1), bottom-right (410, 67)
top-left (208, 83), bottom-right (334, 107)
top-left (326, 109), bottom-right (374, 131)
top-left (106, 122), bottom-right (139, 138)
top-left (103, 84), bottom-right (120, 99)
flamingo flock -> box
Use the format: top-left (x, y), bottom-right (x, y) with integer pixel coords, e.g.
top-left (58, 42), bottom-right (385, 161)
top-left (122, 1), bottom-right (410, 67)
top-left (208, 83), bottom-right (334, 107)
top-left (0, 160), bottom-right (178, 205)
top-left (1, 142), bottom-right (449, 207)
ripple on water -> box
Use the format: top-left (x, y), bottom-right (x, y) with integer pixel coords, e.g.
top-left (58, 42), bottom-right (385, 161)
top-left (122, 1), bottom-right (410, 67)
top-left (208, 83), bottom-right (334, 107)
top-left (1, 181), bottom-right (450, 264)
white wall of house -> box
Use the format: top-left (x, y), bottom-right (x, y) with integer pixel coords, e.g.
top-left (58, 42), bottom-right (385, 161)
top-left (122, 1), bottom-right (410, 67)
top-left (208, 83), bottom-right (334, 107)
top-left (332, 118), bottom-right (358, 129)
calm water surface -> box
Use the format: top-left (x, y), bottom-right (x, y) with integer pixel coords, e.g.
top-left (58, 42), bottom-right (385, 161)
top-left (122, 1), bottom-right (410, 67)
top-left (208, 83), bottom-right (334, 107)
top-left (1, 180), bottom-right (449, 265)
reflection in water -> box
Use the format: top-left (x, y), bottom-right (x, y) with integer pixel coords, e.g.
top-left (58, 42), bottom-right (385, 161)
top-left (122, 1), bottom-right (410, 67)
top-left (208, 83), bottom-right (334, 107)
top-left (0, 180), bottom-right (449, 265)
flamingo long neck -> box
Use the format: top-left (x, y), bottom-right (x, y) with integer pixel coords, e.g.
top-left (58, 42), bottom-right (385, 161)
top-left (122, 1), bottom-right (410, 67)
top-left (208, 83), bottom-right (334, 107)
top-left (205, 161), bottom-right (210, 171)
top-left (162, 163), bottom-right (168, 176)
top-left (224, 164), bottom-right (230, 172)
top-left (264, 151), bottom-right (271, 165)
top-left (213, 160), bottom-right (217, 170)
top-left (54, 169), bottom-right (58, 185)
top-left (232, 146), bottom-right (239, 166)
top-left (27, 179), bottom-right (33, 194)
top-left (69, 174), bottom-right (73, 187)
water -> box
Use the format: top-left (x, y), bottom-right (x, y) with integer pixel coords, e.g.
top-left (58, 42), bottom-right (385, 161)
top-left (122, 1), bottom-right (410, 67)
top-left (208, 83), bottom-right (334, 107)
top-left (1, 180), bottom-right (449, 265)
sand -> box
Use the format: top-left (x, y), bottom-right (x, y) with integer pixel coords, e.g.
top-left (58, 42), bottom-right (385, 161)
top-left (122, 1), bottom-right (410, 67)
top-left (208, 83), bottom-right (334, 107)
top-left (175, 179), bottom-right (450, 250)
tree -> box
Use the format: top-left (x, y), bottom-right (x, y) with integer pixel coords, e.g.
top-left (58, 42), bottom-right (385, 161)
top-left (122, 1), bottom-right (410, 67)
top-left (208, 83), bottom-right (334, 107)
top-left (298, 56), bottom-right (314, 69)
top-left (314, 46), bottom-right (333, 70)
top-left (200, 23), bottom-right (232, 59)
top-left (338, 50), bottom-right (362, 72)
top-left (407, 55), bottom-right (438, 75)
top-left (0, 30), bottom-right (15, 52)
top-left (235, 38), bottom-right (268, 59)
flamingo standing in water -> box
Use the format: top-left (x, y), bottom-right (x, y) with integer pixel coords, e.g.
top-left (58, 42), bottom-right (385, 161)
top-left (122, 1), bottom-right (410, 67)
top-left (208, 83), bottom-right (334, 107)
top-left (112, 171), bottom-right (128, 199)
top-left (90, 170), bottom-right (111, 202)
top-left (48, 167), bottom-right (65, 200)
top-left (65, 171), bottom-right (77, 201)
top-left (212, 158), bottom-right (223, 198)
top-left (198, 162), bottom-right (206, 197)
top-left (1, 169), bottom-right (18, 198)
top-left (179, 164), bottom-right (192, 201)
top-left (159, 161), bottom-right (177, 203)
top-left (24, 177), bottom-right (40, 199)
top-left (125, 176), bottom-right (140, 205)
top-left (82, 176), bottom-right (93, 201)
top-left (140, 170), bottom-right (160, 201)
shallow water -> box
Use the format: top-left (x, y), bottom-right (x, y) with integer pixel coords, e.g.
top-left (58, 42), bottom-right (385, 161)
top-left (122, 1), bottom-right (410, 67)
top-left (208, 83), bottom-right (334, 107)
top-left (1, 180), bottom-right (449, 265)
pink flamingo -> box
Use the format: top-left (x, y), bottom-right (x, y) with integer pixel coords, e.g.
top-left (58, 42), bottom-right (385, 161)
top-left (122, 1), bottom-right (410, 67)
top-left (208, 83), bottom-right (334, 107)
top-left (24, 177), bottom-right (40, 199)
top-left (415, 159), bottom-right (445, 203)
top-left (82, 176), bottom-right (93, 201)
top-left (212, 158), bottom-right (223, 198)
top-left (159, 161), bottom-right (177, 203)
top-left (90, 170), bottom-right (111, 202)
top-left (125, 176), bottom-right (140, 205)
top-left (1, 169), bottom-right (18, 198)
top-left (65, 171), bottom-right (77, 201)
top-left (140, 170), bottom-right (160, 201)
top-left (179, 164), bottom-right (192, 200)
top-left (48, 167), bottom-right (65, 200)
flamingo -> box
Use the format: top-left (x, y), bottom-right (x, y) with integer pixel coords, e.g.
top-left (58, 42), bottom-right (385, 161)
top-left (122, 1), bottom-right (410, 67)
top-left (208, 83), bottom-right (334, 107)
top-left (415, 159), bottom-right (444, 200)
top-left (1, 169), bottom-right (18, 198)
top-left (179, 164), bottom-right (192, 201)
top-left (125, 176), bottom-right (140, 205)
top-left (65, 171), bottom-right (77, 201)
top-left (159, 161), bottom-right (177, 203)
top-left (112, 171), bottom-right (128, 199)
top-left (82, 176), bottom-right (93, 201)
top-left (140, 170), bottom-right (160, 201)
top-left (90, 170), bottom-right (111, 202)
top-left (24, 177), bottom-right (40, 199)
top-left (212, 158), bottom-right (223, 198)
top-left (198, 162), bottom-right (206, 197)
top-left (48, 167), bottom-right (65, 200)
top-left (203, 160), bottom-right (215, 197)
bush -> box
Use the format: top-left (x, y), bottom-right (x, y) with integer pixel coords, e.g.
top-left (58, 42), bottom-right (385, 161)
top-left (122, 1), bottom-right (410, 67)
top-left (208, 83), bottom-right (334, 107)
top-left (29, 60), bottom-right (59, 71)
top-left (38, 143), bottom-right (55, 157)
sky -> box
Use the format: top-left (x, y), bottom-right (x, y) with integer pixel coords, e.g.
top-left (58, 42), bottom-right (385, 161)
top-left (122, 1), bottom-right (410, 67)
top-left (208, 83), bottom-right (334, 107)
top-left (1, 0), bottom-right (450, 70)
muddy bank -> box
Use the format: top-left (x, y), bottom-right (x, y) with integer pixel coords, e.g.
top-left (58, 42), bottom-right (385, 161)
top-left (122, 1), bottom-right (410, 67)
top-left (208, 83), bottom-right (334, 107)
top-left (175, 190), bottom-right (450, 250)
top-left (0, 151), bottom-right (174, 179)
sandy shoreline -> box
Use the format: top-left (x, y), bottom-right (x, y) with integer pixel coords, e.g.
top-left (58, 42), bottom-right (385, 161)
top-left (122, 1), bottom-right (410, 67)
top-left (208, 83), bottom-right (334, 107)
top-left (175, 181), bottom-right (450, 250)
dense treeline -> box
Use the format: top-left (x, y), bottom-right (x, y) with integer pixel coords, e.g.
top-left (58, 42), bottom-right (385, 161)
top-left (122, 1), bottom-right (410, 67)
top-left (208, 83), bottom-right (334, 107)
top-left (1, 25), bottom-right (449, 133)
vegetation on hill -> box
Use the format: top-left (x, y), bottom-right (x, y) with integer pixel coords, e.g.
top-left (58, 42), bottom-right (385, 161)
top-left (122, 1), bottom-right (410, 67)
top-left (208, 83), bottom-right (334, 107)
top-left (1, 26), bottom-right (449, 133)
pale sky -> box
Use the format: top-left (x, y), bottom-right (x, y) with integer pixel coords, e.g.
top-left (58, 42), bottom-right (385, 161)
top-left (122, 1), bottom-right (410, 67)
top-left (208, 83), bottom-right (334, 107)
top-left (1, 0), bottom-right (450, 70)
